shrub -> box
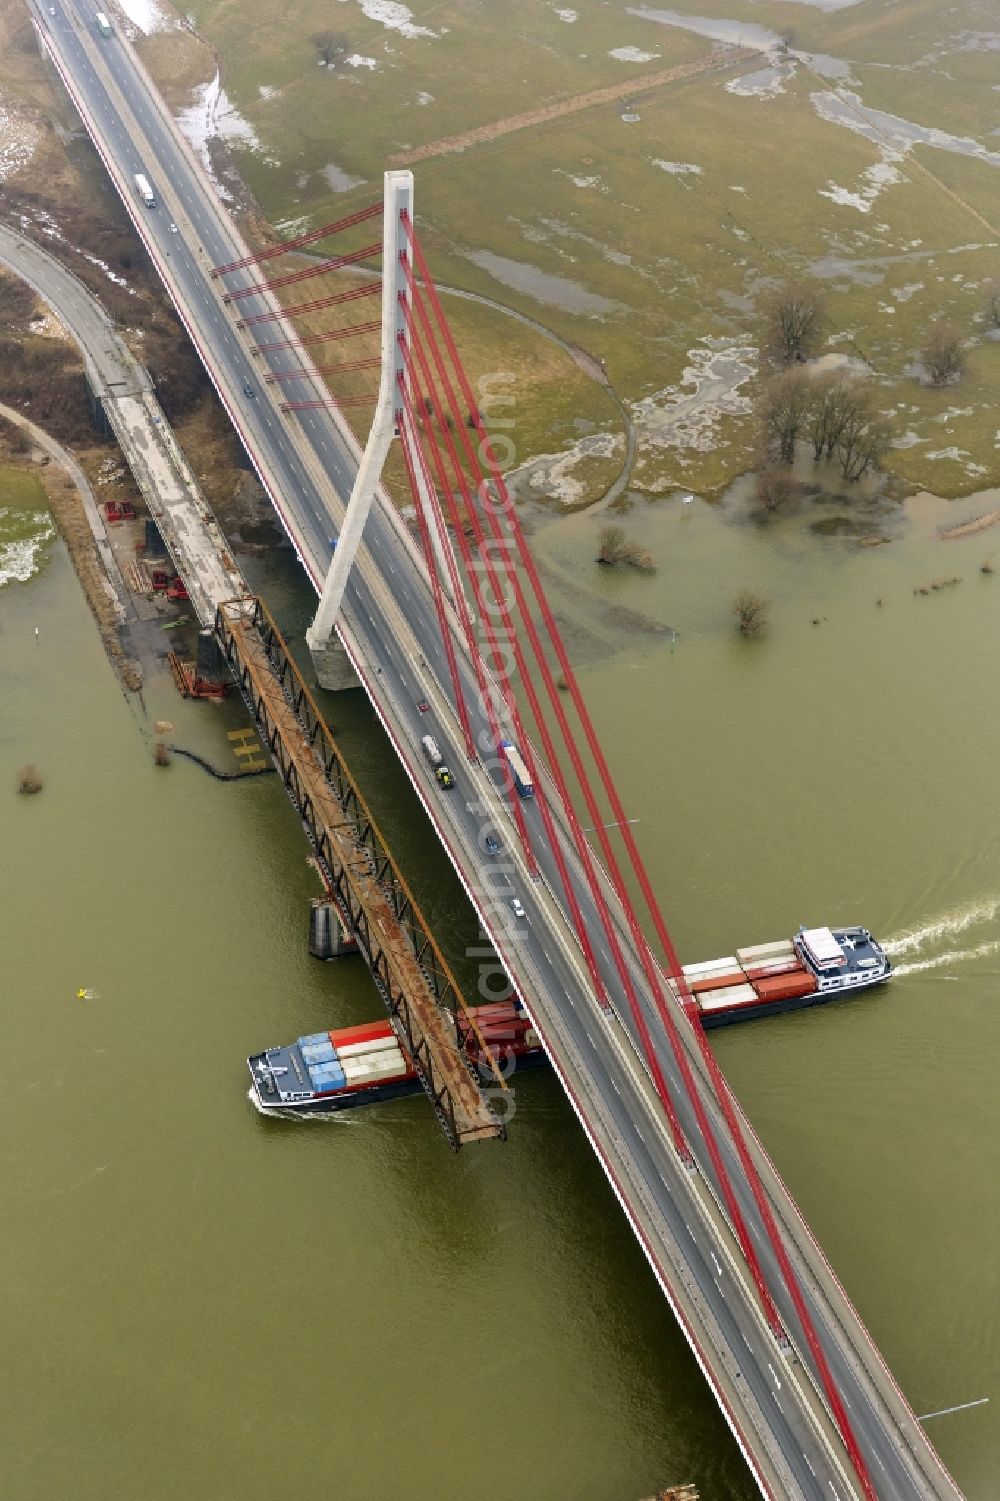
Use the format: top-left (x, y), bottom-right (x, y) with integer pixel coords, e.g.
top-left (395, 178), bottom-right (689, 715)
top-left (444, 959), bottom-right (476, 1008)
top-left (922, 322), bottom-right (965, 386)
top-left (733, 590), bottom-right (769, 637)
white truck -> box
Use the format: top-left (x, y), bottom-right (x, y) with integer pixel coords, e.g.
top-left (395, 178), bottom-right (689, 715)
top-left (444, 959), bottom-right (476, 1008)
top-left (133, 173), bottom-right (155, 207)
top-left (95, 11), bottom-right (113, 35)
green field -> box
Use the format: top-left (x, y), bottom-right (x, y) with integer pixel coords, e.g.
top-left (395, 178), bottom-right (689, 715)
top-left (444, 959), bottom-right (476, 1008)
top-left (165, 0), bottom-right (1000, 503)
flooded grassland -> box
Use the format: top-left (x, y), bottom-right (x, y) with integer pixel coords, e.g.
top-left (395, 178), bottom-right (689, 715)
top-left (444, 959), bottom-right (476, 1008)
top-left (148, 0), bottom-right (1000, 504)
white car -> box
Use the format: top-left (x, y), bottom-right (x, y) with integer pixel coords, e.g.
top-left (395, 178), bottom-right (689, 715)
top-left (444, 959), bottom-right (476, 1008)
top-left (168, 222), bottom-right (178, 233)
top-left (511, 898), bottom-right (526, 920)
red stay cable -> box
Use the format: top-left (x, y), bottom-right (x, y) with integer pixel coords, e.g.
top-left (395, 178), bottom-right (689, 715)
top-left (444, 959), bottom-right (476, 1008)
top-left (405, 224), bottom-right (876, 1495)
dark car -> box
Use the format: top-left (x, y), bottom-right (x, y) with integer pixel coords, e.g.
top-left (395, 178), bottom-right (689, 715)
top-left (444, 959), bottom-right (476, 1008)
top-left (243, 380), bottom-right (255, 398)
top-left (484, 835), bottom-right (500, 855)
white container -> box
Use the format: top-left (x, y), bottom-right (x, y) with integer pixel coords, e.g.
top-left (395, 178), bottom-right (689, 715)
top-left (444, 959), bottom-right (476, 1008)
top-left (363, 1055), bottom-right (408, 1080)
top-left (696, 983), bottom-right (758, 1011)
top-left (682, 955), bottom-right (740, 978)
top-left (744, 957), bottom-right (799, 976)
top-left (344, 1047), bottom-right (404, 1076)
top-left (337, 1035), bottom-right (397, 1059)
top-left (736, 940), bottom-right (794, 964)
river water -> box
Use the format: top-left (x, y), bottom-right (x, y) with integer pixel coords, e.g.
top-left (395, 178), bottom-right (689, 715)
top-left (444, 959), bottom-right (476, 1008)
top-left (1, 465), bottom-right (997, 1500)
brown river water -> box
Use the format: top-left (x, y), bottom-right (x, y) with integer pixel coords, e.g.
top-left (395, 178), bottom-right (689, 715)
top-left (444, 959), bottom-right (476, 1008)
top-left (0, 467), bottom-right (997, 1499)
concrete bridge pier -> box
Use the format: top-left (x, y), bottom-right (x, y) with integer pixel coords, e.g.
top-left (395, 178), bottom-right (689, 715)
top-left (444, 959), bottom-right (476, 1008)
top-left (310, 634), bottom-right (360, 692)
top-left (309, 897), bottom-right (357, 960)
top-left (195, 628), bottom-right (226, 684)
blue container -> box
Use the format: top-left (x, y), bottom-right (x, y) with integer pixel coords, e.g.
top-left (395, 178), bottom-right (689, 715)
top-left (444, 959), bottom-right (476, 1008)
top-left (298, 1033), bottom-right (330, 1051)
top-left (300, 1040), bottom-right (336, 1066)
top-left (308, 1062), bottom-right (346, 1092)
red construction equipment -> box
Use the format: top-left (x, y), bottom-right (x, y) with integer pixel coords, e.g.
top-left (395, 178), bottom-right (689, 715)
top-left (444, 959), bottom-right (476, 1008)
top-left (167, 651), bottom-right (228, 700)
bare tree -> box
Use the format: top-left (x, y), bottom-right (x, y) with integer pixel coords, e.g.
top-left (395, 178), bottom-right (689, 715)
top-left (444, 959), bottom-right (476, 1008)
top-left (597, 524), bottom-right (626, 564)
top-left (922, 321), bottom-right (965, 385)
top-left (312, 30), bottom-right (349, 66)
top-left (808, 374), bottom-right (865, 462)
top-left (733, 589), bottom-right (769, 637)
top-left (763, 281), bottom-right (824, 365)
top-left (755, 467), bottom-right (798, 511)
top-left (983, 282), bottom-right (1000, 330)
top-left (836, 409), bottom-right (892, 482)
top-left (760, 368), bottom-right (812, 465)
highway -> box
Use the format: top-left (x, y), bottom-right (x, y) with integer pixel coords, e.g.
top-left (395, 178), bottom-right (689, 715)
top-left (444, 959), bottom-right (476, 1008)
top-left (30, 4), bottom-right (964, 1497)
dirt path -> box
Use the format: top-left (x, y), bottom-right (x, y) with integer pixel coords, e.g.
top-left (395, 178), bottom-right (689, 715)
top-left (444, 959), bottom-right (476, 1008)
top-left (0, 402), bottom-right (142, 689)
top-left (388, 46), bottom-right (759, 167)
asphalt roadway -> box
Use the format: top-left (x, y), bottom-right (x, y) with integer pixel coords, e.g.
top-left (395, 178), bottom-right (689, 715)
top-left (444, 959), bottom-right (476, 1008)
top-left (30, 5), bottom-right (963, 1497)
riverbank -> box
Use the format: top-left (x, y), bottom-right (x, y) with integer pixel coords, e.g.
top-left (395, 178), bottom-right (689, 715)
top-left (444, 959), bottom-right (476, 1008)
top-left (0, 412), bottom-right (142, 688)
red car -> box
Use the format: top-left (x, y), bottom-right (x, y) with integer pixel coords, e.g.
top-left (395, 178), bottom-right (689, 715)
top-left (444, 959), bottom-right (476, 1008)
top-left (417, 699), bottom-right (430, 713)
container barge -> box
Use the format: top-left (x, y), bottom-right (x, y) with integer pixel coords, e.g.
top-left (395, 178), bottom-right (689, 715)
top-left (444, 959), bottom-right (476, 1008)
top-left (682, 926), bottom-right (891, 1027)
top-left (249, 927), bottom-right (890, 1115)
top-left (248, 1000), bottom-right (544, 1116)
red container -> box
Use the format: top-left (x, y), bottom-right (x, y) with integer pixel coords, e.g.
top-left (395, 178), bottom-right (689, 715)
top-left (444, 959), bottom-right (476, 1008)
top-left (743, 959), bottom-right (801, 981)
top-left (689, 970), bottom-right (746, 995)
top-left (329, 1019), bottom-right (393, 1048)
top-left (476, 1022), bottom-right (529, 1041)
top-left (469, 1003), bottom-right (522, 1024)
top-left (463, 1006), bottom-right (526, 1028)
top-left (753, 972), bottom-right (817, 1002)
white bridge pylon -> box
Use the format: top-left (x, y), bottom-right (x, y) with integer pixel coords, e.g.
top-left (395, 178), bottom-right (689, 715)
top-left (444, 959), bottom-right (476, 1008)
top-left (306, 169), bottom-right (456, 661)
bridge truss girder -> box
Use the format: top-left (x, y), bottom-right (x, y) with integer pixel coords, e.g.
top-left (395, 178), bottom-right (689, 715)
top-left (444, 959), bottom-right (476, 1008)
top-left (215, 597), bottom-right (506, 1149)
